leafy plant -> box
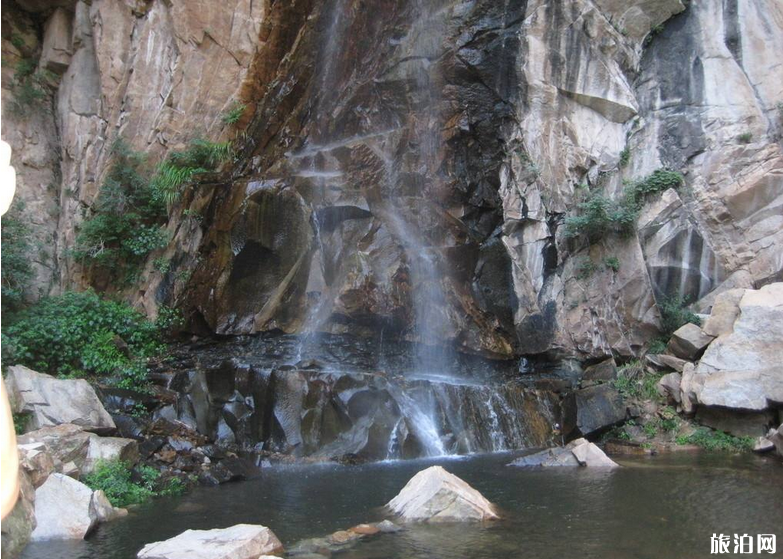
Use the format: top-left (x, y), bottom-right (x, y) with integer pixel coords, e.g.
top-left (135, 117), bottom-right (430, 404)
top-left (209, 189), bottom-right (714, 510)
top-left (2, 291), bottom-right (164, 390)
top-left (619, 147), bottom-right (631, 168)
top-left (736, 132), bottom-right (753, 144)
top-left (9, 57), bottom-right (51, 115)
top-left (221, 101), bottom-right (247, 125)
top-left (647, 337), bottom-right (668, 355)
top-left (604, 256), bottom-right (620, 272)
top-left (83, 461), bottom-right (158, 507)
top-left (657, 295), bottom-right (701, 336)
top-left (72, 141), bottom-right (167, 280)
top-left (153, 257), bottom-right (171, 274)
top-left (613, 361), bottom-right (662, 401)
top-left (576, 258), bottom-right (597, 280)
top-left (565, 169), bottom-right (683, 242)
top-left (13, 413), bottom-right (29, 435)
top-left (151, 139), bottom-right (233, 205)
top-left (1, 201), bottom-right (34, 313)
top-left (676, 428), bottom-right (754, 452)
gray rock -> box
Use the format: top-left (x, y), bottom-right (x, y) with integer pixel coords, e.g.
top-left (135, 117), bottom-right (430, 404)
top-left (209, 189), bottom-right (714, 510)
top-left (701, 288), bottom-right (745, 337)
top-left (17, 442), bottom-right (56, 488)
top-left (657, 373), bottom-right (682, 404)
top-left (569, 439), bottom-right (620, 468)
top-left (30, 473), bottom-right (123, 541)
top-left (137, 524), bottom-right (284, 559)
top-left (666, 324), bottom-right (715, 360)
top-left (386, 466), bottom-right (499, 522)
top-left (5, 366), bottom-right (115, 434)
top-left (17, 424), bottom-right (91, 475)
top-left (84, 436), bottom-right (139, 474)
top-left (509, 439), bottom-right (618, 468)
top-left (646, 354), bottom-right (689, 372)
top-left (582, 358), bottom-right (617, 384)
top-left (562, 384), bottom-right (626, 438)
top-left (509, 447), bottom-right (580, 467)
top-left (765, 426), bottom-right (783, 458)
top-left (753, 436), bottom-right (774, 453)
top-left (693, 284), bottom-right (783, 412)
top-left (694, 407), bottom-right (775, 438)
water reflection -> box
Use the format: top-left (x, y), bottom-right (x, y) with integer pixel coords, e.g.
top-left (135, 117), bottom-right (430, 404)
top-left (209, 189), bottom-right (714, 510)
top-left (21, 452), bottom-right (783, 559)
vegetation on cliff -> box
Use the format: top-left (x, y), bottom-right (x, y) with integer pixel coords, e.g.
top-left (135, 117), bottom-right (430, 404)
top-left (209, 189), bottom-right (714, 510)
top-left (73, 138), bottom-right (232, 282)
top-left (1, 201), bottom-right (34, 313)
top-left (565, 168), bottom-right (684, 242)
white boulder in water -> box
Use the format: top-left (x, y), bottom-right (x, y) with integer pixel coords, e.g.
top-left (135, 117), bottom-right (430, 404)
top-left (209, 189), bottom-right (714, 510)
top-left (137, 524), bottom-right (284, 559)
top-left (386, 465), bottom-right (499, 522)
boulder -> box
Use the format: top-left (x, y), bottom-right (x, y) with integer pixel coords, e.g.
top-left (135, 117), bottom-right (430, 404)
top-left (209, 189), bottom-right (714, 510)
top-left (17, 442), bottom-right (56, 487)
top-left (701, 288), bottom-right (745, 337)
top-left (694, 284), bottom-right (783, 412)
top-left (30, 473), bottom-right (123, 541)
top-left (5, 366), bottom-right (115, 433)
top-left (84, 436), bottom-right (140, 474)
top-left (582, 358), bottom-right (617, 384)
top-left (508, 447), bottom-right (580, 467)
top-left (767, 425), bottom-right (783, 458)
top-left (510, 439), bottom-right (619, 468)
top-left (562, 384), bottom-right (626, 438)
top-left (657, 373), bottom-right (682, 404)
top-left (666, 324), bottom-right (714, 360)
top-left (694, 407), bottom-right (775, 438)
top-left (386, 466), bottom-right (499, 522)
top-left (753, 436), bottom-right (774, 453)
top-left (646, 354), bottom-right (689, 372)
top-left (569, 439), bottom-right (620, 468)
top-left (0, 470), bottom-right (36, 559)
top-left (17, 424), bottom-right (91, 475)
top-left (137, 524), bottom-right (284, 559)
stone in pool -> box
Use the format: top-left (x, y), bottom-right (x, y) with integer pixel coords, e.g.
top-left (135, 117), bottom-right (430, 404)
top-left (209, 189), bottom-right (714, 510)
top-left (386, 465), bottom-right (499, 522)
top-left (137, 524), bottom-right (283, 559)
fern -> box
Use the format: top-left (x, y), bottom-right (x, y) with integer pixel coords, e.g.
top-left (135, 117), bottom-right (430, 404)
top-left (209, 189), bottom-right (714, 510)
top-left (150, 139), bottom-right (233, 205)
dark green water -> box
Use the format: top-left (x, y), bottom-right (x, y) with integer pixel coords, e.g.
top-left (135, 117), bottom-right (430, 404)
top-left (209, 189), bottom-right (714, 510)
top-left (22, 451), bottom-right (783, 559)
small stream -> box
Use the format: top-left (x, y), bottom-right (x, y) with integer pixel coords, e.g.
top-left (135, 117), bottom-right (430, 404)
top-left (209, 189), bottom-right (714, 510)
top-left (22, 452), bottom-right (783, 559)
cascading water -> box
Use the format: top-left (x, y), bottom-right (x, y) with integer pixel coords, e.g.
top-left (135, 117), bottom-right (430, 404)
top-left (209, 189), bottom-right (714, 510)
top-left (227, 0), bottom-right (558, 461)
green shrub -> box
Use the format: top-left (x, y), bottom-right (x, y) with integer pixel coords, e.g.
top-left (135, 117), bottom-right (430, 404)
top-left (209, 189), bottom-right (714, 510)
top-left (13, 413), bottom-right (29, 435)
top-left (83, 461), bottom-right (158, 507)
top-left (575, 258), bottom-right (597, 280)
top-left (676, 428), bottom-right (754, 452)
top-left (221, 101), bottom-right (247, 125)
top-left (736, 132), bottom-right (753, 144)
top-left (2, 291), bottom-right (164, 390)
top-left (604, 256), bottom-right (620, 272)
top-left (83, 460), bottom-right (188, 507)
top-left (9, 58), bottom-right (52, 115)
top-left (657, 295), bottom-right (701, 336)
top-left (1, 202), bottom-right (34, 313)
top-left (565, 169), bottom-right (683, 242)
top-left (613, 361), bottom-right (662, 401)
top-left (647, 337), bottom-right (668, 355)
top-left (151, 139), bottom-right (233, 205)
top-left (72, 141), bottom-right (167, 280)
top-left (619, 147), bottom-right (631, 168)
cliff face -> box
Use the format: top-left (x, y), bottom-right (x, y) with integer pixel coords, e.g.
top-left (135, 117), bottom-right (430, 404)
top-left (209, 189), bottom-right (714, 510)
top-left (3, 0), bottom-right (782, 362)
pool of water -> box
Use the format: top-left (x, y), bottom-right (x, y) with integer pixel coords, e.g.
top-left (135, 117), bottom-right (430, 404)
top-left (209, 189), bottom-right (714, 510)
top-left (22, 451), bottom-right (783, 559)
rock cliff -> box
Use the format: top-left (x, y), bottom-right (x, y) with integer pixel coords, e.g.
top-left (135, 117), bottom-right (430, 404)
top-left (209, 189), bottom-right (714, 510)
top-left (2, 0), bottom-right (782, 362)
